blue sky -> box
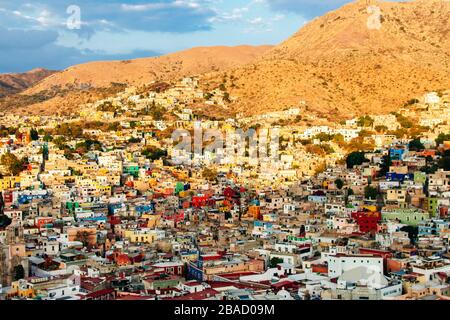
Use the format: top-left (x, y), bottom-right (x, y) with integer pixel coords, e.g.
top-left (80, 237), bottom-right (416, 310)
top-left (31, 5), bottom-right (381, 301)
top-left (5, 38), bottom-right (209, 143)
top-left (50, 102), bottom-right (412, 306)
top-left (0, 0), bottom-right (352, 73)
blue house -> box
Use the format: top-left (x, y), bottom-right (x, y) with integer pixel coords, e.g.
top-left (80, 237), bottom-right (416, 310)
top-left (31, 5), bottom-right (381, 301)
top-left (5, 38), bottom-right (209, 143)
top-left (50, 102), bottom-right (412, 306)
top-left (386, 172), bottom-right (413, 182)
top-left (389, 147), bottom-right (408, 161)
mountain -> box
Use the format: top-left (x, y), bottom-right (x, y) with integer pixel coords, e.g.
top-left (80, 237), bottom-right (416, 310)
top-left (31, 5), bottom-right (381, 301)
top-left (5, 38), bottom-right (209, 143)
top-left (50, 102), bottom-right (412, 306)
top-left (1, 45), bottom-right (271, 115)
top-left (204, 0), bottom-right (450, 119)
top-left (0, 68), bottom-right (56, 98)
top-left (25, 45), bottom-right (272, 95)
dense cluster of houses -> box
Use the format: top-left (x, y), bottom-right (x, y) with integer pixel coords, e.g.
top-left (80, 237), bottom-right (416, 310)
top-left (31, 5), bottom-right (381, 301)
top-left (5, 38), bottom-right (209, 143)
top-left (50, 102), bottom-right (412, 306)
top-left (0, 85), bottom-right (450, 300)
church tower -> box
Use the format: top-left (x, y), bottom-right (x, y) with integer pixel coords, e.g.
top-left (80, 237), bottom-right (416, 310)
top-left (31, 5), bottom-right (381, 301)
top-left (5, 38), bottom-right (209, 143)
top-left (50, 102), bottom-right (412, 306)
top-left (0, 222), bottom-right (28, 287)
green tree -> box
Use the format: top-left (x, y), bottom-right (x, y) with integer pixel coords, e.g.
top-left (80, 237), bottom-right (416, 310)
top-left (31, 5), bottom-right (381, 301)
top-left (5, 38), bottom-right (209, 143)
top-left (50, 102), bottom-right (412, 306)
top-left (1, 153), bottom-right (25, 176)
top-left (43, 134), bottom-right (53, 142)
top-left (346, 151), bottom-right (367, 168)
top-left (75, 139), bottom-right (102, 154)
top-left (96, 101), bottom-right (118, 113)
top-left (202, 167), bottom-right (218, 182)
top-left (53, 136), bottom-right (67, 150)
top-left (0, 215), bottom-right (12, 228)
top-left (374, 125), bottom-right (388, 133)
top-left (333, 134), bottom-right (345, 143)
top-left (394, 113), bottom-right (413, 129)
top-left (404, 98), bottom-right (419, 106)
top-left (335, 178), bottom-right (344, 190)
top-left (364, 186), bottom-right (378, 200)
top-left (128, 137), bottom-right (141, 143)
top-left (142, 146), bottom-right (167, 161)
top-left (13, 264), bottom-right (25, 281)
top-left (149, 102), bottom-right (165, 121)
top-left (378, 154), bottom-right (392, 177)
top-left (438, 151), bottom-right (450, 170)
top-left (223, 92), bottom-right (231, 103)
top-left (435, 133), bottom-right (450, 145)
top-left (400, 226), bottom-right (418, 244)
top-left (54, 123), bottom-right (84, 138)
top-left (408, 138), bottom-right (425, 151)
top-left (30, 128), bottom-right (39, 141)
top-left (269, 257), bottom-right (284, 268)
top-left (314, 133), bottom-right (333, 142)
top-left (357, 116), bottom-right (374, 127)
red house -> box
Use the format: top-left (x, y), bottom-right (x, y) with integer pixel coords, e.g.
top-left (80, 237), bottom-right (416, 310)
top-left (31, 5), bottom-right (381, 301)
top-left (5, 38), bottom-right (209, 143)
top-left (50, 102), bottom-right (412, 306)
top-left (351, 211), bottom-right (381, 234)
top-left (359, 248), bottom-right (393, 273)
top-left (35, 217), bottom-right (55, 230)
top-left (192, 195), bottom-right (210, 208)
top-left (108, 215), bottom-right (121, 226)
top-left (82, 288), bottom-right (116, 300)
top-left (223, 187), bottom-right (238, 198)
top-left (151, 262), bottom-right (185, 275)
top-left (163, 210), bottom-right (185, 222)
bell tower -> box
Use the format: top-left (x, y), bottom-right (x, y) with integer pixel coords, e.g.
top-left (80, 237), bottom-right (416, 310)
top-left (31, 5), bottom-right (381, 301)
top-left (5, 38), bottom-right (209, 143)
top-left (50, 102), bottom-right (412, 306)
top-left (0, 221), bottom-right (28, 287)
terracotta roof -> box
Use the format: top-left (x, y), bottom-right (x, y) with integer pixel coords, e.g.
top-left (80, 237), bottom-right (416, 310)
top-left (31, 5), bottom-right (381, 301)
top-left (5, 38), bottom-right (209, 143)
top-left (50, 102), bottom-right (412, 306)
top-left (84, 288), bottom-right (115, 299)
top-left (164, 288), bottom-right (219, 300)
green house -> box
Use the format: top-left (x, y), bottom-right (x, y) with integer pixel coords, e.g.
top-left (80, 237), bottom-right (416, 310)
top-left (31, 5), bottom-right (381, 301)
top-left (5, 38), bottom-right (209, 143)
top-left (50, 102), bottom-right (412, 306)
top-left (175, 182), bottom-right (185, 195)
top-left (382, 208), bottom-right (430, 226)
top-left (414, 171), bottom-right (427, 184)
top-left (426, 197), bottom-right (439, 217)
top-left (124, 164), bottom-right (140, 177)
top-left (66, 201), bottom-right (80, 214)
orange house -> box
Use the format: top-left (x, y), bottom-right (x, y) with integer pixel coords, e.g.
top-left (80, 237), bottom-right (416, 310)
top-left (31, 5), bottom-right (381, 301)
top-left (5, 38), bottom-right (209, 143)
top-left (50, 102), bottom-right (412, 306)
top-left (247, 206), bottom-right (261, 220)
top-left (420, 150), bottom-right (436, 157)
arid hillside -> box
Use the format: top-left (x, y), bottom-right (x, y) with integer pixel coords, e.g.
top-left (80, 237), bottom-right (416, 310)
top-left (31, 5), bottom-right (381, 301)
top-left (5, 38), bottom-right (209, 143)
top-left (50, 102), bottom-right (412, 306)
top-left (0, 68), bottom-right (56, 98)
top-left (204, 0), bottom-right (450, 119)
top-left (0, 45), bottom-right (271, 115)
top-left (25, 45), bottom-right (272, 95)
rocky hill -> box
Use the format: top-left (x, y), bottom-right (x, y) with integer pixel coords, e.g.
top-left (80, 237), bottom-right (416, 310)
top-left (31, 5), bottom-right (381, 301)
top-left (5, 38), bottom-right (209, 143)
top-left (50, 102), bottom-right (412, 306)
top-left (0, 68), bottom-right (56, 98)
top-left (204, 0), bottom-right (450, 119)
top-left (1, 45), bottom-right (271, 115)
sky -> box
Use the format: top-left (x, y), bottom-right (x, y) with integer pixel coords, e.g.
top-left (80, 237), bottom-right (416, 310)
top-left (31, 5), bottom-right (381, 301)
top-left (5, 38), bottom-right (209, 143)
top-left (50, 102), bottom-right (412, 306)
top-left (0, 0), bottom-right (352, 73)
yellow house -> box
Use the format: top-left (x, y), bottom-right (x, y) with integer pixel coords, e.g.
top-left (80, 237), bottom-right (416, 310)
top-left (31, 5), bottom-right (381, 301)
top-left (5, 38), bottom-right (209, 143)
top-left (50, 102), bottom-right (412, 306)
top-left (9, 280), bottom-right (36, 299)
top-left (219, 206), bottom-right (230, 213)
top-left (222, 123), bottom-right (234, 132)
top-left (0, 178), bottom-right (12, 191)
top-left (387, 189), bottom-right (407, 203)
top-left (124, 229), bottom-right (156, 244)
top-left (263, 213), bottom-right (277, 222)
top-left (79, 110), bottom-right (90, 118)
top-left (178, 190), bottom-right (188, 198)
top-left (95, 184), bottom-right (112, 196)
top-left (98, 168), bottom-right (109, 175)
top-left (180, 251), bottom-right (199, 263)
top-left (0, 176), bottom-right (21, 191)
top-left (361, 204), bottom-right (377, 212)
top-left (141, 214), bottom-right (161, 228)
